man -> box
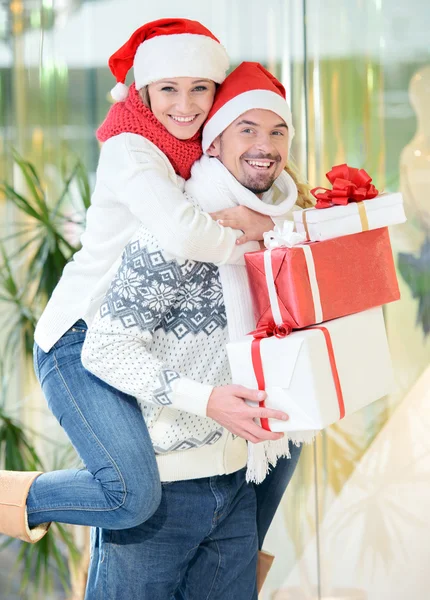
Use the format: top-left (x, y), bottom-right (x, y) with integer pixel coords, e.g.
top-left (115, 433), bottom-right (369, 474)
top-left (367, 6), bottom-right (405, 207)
top-left (81, 62), bottom-right (305, 599)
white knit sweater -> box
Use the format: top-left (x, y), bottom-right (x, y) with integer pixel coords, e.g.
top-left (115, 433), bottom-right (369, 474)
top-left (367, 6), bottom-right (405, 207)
top-left (34, 133), bottom-right (259, 352)
top-left (81, 224), bottom-right (248, 482)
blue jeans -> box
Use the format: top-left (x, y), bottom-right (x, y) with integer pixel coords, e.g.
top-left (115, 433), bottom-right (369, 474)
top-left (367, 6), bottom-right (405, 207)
top-left (86, 469), bottom-right (258, 600)
top-left (255, 442), bottom-right (302, 548)
top-left (84, 448), bottom-right (301, 599)
top-left (27, 321), bottom-right (161, 529)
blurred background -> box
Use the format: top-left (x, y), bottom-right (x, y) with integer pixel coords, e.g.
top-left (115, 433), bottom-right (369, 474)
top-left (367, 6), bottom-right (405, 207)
top-left (0, 1), bottom-right (429, 598)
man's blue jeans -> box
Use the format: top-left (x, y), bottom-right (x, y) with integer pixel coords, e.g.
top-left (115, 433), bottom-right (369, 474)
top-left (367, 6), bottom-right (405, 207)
top-left (255, 443), bottom-right (302, 548)
top-left (27, 321), bottom-right (161, 529)
top-left (84, 453), bottom-right (301, 599)
top-left (86, 469), bottom-right (258, 600)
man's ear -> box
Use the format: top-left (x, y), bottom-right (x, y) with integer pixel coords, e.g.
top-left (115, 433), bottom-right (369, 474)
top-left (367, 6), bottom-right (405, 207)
top-left (206, 136), bottom-right (221, 157)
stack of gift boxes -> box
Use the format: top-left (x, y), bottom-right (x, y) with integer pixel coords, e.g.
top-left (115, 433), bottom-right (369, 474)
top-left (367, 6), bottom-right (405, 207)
top-left (227, 165), bottom-right (406, 437)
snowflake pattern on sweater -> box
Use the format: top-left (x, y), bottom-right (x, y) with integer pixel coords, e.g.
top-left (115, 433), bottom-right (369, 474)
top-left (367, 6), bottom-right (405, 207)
top-left (83, 226), bottom-right (235, 460)
top-left (100, 238), bottom-right (227, 339)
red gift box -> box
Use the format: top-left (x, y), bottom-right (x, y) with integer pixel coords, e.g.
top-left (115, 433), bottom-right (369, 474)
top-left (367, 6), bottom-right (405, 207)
top-left (245, 227), bottom-right (400, 332)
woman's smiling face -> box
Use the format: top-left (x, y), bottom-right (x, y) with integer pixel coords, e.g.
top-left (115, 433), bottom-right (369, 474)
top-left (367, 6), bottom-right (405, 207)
top-left (147, 77), bottom-right (216, 140)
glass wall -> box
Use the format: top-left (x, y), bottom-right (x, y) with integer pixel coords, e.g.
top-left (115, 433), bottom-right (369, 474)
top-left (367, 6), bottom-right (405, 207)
top-left (268, 2), bottom-right (430, 599)
top-left (0, 1), bottom-right (429, 598)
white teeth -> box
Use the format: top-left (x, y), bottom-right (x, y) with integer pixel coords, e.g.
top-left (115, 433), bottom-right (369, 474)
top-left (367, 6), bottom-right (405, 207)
top-left (246, 160), bottom-right (272, 168)
top-left (170, 115), bottom-right (196, 123)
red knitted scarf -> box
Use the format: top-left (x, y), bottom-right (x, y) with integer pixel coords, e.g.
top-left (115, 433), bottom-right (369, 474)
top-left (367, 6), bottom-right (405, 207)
top-left (96, 84), bottom-right (203, 180)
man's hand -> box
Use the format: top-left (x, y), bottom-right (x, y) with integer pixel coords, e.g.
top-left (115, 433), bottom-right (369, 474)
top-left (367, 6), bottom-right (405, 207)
top-left (207, 385), bottom-right (289, 444)
top-left (210, 206), bottom-right (274, 245)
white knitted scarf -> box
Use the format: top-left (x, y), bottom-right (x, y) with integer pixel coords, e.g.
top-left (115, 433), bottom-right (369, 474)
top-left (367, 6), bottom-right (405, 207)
top-left (186, 155), bottom-right (300, 483)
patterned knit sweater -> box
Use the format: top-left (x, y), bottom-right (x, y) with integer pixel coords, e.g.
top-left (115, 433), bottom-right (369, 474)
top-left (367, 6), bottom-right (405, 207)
top-left (81, 221), bottom-right (248, 482)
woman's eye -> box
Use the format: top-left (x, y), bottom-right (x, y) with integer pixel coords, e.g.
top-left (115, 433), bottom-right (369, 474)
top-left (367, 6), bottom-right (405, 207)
top-left (272, 130), bottom-right (284, 136)
top-left (242, 128), bottom-right (253, 134)
top-left (161, 86), bottom-right (175, 92)
top-left (193, 86), bottom-right (208, 92)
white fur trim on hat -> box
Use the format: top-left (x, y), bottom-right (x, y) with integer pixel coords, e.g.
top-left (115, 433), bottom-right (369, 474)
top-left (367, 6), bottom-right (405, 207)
top-left (133, 33), bottom-right (229, 88)
top-left (110, 82), bottom-right (129, 102)
top-left (202, 89), bottom-right (295, 153)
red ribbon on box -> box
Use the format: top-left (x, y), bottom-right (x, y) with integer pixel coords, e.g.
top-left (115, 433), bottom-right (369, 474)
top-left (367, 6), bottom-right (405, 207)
top-left (250, 326), bottom-right (346, 432)
top-left (250, 323), bottom-right (293, 340)
top-left (311, 164), bottom-right (379, 209)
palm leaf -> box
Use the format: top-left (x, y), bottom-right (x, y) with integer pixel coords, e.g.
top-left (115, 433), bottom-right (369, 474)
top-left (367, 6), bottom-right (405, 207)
top-left (0, 182), bottom-right (42, 221)
top-left (51, 159), bottom-right (82, 218)
top-left (76, 160), bottom-right (92, 211)
top-left (398, 238), bottom-right (430, 336)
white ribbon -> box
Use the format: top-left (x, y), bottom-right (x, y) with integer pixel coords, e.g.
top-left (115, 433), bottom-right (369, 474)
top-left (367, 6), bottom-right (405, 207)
top-left (300, 245), bottom-right (323, 323)
top-left (263, 222), bottom-right (324, 325)
top-left (263, 250), bottom-right (283, 325)
top-left (263, 220), bottom-right (306, 250)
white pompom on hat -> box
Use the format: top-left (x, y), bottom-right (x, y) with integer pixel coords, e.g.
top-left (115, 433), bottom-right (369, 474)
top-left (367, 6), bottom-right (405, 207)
top-left (108, 18), bottom-right (230, 101)
top-left (202, 62), bottom-right (295, 152)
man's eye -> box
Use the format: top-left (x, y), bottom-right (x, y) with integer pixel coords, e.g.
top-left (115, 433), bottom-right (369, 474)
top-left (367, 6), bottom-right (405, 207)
top-left (272, 130), bottom-right (284, 136)
top-left (242, 128), bottom-right (253, 134)
top-left (161, 87), bottom-right (175, 92)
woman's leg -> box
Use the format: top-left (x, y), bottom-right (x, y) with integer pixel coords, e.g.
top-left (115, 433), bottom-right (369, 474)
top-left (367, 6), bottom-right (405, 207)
top-left (26, 324), bottom-right (161, 530)
top-left (254, 442), bottom-right (302, 548)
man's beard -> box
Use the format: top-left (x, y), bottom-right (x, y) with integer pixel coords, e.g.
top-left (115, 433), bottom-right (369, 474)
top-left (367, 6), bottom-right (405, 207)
top-left (217, 137), bottom-right (282, 194)
top-left (243, 176), bottom-right (278, 195)
top-left (240, 152), bottom-right (281, 195)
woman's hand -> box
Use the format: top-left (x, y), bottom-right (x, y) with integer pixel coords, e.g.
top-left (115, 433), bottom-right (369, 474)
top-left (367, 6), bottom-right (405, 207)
top-left (210, 206), bottom-right (274, 245)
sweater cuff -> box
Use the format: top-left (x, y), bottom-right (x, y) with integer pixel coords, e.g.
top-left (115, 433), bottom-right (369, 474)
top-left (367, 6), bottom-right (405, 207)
top-left (271, 215), bottom-right (288, 228)
top-left (171, 378), bottom-right (214, 417)
top-left (228, 240), bottom-right (260, 265)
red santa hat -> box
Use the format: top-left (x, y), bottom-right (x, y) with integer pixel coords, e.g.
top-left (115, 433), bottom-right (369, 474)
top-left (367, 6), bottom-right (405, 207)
top-left (202, 62), bottom-right (295, 152)
top-left (108, 18), bottom-right (229, 102)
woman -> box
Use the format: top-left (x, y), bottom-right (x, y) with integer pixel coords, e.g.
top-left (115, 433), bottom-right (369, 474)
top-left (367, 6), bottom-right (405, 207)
top-left (0, 18), bottom-right (270, 543)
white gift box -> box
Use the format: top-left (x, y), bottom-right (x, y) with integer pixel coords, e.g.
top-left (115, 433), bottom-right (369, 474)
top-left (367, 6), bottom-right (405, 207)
top-left (226, 307), bottom-right (394, 432)
top-left (293, 192), bottom-right (406, 242)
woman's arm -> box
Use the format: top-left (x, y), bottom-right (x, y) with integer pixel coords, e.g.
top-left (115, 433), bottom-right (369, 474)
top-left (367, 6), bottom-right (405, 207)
top-left (209, 206), bottom-right (275, 245)
top-left (101, 134), bottom-right (261, 265)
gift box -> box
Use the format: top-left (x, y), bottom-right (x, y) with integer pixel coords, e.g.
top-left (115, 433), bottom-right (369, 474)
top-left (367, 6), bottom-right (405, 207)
top-left (226, 307), bottom-right (394, 432)
top-left (293, 192), bottom-right (406, 242)
top-left (293, 164), bottom-right (406, 242)
top-left (245, 227), bottom-right (400, 332)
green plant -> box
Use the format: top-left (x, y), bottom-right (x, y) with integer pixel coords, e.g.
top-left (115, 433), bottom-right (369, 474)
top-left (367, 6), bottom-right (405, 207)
top-left (398, 238), bottom-right (430, 337)
top-left (0, 151), bottom-right (90, 347)
top-left (0, 150), bottom-right (91, 597)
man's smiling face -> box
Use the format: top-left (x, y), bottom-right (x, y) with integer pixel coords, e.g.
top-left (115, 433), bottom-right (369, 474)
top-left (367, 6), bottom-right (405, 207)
top-left (207, 108), bottom-right (290, 195)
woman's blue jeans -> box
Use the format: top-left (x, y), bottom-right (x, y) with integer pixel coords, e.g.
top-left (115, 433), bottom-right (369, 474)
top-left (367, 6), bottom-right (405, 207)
top-left (27, 321), bottom-right (161, 530)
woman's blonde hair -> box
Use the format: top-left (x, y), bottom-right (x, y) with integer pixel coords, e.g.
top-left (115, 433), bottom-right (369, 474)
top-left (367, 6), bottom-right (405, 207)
top-left (284, 162), bottom-right (314, 209)
top-left (139, 86), bottom-right (151, 108)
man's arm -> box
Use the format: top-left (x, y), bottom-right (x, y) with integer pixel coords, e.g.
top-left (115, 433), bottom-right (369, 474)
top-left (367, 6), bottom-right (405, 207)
top-left (81, 231), bottom-right (288, 440)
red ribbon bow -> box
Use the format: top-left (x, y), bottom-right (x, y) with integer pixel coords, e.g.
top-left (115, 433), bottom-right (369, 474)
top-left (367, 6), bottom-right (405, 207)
top-left (311, 164), bottom-right (379, 209)
top-left (249, 323), bottom-right (292, 339)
